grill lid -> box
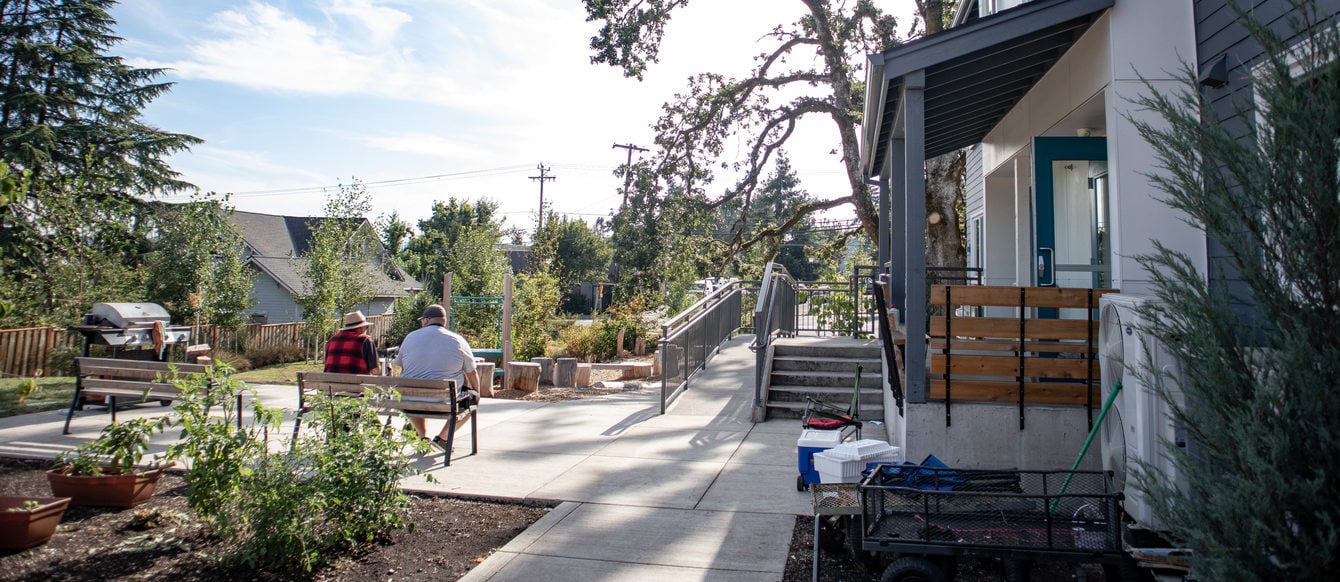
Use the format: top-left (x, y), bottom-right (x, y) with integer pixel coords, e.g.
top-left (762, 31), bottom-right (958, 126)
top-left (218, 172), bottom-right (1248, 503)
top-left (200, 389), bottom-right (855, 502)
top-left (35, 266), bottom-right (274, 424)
top-left (88, 302), bottom-right (172, 328)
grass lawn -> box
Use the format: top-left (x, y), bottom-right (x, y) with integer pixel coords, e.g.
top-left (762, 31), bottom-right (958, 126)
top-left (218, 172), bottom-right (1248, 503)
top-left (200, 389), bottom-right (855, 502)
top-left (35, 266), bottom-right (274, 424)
top-left (231, 360), bottom-right (322, 385)
top-left (0, 377), bottom-right (76, 418)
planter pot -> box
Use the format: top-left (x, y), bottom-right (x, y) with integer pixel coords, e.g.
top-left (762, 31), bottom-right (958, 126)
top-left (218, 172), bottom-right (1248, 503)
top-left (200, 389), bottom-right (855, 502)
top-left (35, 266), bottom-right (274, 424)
top-left (46, 464), bottom-right (172, 508)
top-left (0, 496), bottom-right (71, 550)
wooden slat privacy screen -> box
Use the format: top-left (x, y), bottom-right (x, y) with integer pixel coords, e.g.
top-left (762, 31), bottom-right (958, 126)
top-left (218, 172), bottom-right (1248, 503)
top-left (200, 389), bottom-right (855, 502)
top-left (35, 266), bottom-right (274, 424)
top-left (928, 285), bottom-right (1116, 429)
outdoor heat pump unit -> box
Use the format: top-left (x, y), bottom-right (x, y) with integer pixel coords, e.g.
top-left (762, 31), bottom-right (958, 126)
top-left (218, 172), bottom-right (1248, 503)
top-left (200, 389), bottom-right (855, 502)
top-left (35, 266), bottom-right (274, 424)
top-left (1097, 293), bottom-right (1186, 533)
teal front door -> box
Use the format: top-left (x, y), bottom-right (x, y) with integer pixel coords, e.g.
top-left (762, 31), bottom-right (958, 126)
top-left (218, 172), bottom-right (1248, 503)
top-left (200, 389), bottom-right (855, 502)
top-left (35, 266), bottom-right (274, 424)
top-left (1033, 136), bottom-right (1109, 288)
top-left (1034, 136), bottom-right (1109, 318)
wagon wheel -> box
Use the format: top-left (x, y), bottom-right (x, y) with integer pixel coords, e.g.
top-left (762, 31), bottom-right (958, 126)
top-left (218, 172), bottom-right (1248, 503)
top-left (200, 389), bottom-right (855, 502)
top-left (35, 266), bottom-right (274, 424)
top-left (880, 556), bottom-right (946, 582)
top-left (845, 515), bottom-right (880, 570)
top-left (816, 516), bottom-right (845, 552)
top-left (1000, 558), bottom-right (1033, 582)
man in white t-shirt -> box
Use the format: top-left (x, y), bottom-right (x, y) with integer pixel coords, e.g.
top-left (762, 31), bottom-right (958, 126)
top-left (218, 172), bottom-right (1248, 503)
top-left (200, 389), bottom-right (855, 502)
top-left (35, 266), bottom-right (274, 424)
top-left (394, 304), bottom-right (480, 447)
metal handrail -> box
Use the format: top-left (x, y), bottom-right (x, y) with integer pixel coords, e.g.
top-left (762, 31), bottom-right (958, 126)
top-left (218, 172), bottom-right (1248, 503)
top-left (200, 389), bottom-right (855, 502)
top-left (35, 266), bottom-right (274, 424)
top-left (657, 280), bottom-right (746, 413)
top-left (749, 263), bottom-right (798, 417)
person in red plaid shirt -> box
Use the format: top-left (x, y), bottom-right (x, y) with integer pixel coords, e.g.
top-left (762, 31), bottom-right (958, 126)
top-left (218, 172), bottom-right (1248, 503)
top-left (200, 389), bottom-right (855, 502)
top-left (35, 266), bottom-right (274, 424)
top-left (324, 311), bottom-right (379, 375)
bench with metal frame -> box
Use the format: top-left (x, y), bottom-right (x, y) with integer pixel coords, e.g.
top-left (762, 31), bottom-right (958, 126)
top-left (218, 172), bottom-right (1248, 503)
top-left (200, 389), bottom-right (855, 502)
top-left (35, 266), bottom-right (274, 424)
top-left (293, 372), bottom-right (478, 467)
top-left (63, 357), bottom-right (227, 435)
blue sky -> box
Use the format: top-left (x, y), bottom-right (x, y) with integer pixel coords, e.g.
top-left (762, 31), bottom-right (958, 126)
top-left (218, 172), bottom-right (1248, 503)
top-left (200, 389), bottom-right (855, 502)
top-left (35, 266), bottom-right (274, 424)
top-left (111, 0), bottom-right (910, 234)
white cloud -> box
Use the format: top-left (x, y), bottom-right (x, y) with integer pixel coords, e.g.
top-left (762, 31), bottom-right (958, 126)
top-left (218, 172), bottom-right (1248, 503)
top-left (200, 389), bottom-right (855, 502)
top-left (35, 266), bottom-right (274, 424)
top-left (325, 0), bottom-right (411, 46)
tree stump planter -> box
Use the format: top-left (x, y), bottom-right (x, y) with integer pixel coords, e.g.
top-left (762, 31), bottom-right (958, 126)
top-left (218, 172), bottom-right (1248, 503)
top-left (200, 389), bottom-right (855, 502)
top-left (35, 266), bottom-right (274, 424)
top-left (47, 464), bottom-right (172, 508)
top-left (530, 357), bottom-right (554, 385)
top-left (553, 358), bottom-right (578, 388)
top-left (0, 496), bottom-right (70, 550)
top-left (506, 362), bottom-right (542, 393)
top-left (475, 362), bottom-right (496, 397)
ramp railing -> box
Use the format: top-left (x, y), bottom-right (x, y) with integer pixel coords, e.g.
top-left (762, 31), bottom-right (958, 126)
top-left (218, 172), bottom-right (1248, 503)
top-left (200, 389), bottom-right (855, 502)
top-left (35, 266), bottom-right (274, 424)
top-left (658, 279), bottom-right (746, 413)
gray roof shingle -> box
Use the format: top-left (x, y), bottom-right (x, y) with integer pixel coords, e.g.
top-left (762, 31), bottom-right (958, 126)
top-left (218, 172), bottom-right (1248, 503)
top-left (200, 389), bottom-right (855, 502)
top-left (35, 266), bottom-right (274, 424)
top-left (230, 210), bottom-right (421, 299)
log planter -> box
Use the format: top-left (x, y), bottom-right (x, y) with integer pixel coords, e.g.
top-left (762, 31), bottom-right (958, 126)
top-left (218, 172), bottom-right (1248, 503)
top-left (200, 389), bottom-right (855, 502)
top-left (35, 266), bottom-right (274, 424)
top-left (0, 496), bottom-right (70, 550)
top-left (46, 463), bottom-right (174, 508)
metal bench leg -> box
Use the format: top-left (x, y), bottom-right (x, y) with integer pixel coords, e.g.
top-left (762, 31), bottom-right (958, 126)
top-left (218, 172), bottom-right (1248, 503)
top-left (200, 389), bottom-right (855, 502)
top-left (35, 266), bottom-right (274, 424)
top-left (443, 414), bottom-right (458, 468)
top-left (109, 396), bottom-right (117, 424)
top-left (62, 387), bottom-right (83, 435)
top-left (469, 409), bottom-right (477, 457)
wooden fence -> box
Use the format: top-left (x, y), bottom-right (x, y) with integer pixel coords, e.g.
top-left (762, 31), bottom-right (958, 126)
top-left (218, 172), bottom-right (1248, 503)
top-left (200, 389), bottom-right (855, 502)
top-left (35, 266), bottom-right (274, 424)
top-left (0, 326), bottom-right (79, 379)
top-left (928, 285), bottom-right (1115, 429)
top-left (0, 314), bottom-right (396, 379)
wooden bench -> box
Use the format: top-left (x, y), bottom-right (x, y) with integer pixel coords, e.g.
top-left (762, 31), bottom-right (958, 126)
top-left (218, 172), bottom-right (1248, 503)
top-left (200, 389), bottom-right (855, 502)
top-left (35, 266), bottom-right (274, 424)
top-left (294, 372), bottom-right (477, 467)
top-left (63, 357), bottom-right (223, 435)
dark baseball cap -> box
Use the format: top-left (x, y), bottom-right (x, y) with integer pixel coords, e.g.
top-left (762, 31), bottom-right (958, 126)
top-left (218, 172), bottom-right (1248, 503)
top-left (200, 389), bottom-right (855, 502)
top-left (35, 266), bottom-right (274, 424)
top-left (421, 304), bottom-right (447, 320)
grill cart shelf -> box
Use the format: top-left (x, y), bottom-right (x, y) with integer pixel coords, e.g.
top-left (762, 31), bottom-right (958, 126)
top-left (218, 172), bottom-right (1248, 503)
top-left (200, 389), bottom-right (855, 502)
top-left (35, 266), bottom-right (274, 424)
top-left (855, 465), bottom-right (1128, 581)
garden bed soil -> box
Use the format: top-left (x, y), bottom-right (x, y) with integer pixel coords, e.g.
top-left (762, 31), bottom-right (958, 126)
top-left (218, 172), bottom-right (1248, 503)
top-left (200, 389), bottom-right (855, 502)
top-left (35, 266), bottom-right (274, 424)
top-left (0, 458), bottom-right (549, 581)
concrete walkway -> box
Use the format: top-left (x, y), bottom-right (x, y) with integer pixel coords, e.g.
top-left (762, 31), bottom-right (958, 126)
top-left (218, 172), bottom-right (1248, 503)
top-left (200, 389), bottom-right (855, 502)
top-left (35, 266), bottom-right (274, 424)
top-left (0, 335), bottom-right (885, 581)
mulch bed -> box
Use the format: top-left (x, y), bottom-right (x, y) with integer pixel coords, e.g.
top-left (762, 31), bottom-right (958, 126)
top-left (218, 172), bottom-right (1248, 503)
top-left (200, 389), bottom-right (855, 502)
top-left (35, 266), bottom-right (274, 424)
top-left (0, 458), bottom-right (549, 581)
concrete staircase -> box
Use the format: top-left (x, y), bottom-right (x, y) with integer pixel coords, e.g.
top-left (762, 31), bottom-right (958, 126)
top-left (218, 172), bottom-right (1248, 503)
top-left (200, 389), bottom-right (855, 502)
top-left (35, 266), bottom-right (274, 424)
top-left (763, 338), bottom-right (883, 421)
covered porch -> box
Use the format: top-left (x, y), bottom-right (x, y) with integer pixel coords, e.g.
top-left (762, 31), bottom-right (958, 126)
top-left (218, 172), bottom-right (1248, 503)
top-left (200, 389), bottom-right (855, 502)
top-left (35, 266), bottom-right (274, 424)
top-left (860, 0), bottom-right (1199, 468)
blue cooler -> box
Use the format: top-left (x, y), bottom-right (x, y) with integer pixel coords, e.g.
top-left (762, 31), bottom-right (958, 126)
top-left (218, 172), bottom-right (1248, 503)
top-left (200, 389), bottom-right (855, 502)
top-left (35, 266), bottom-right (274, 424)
top-left (796, 429), bottom-right (844, 490)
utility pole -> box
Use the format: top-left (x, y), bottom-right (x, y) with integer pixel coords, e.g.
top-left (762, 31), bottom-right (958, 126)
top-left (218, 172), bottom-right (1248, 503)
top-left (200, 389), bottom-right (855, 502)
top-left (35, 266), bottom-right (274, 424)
top-left (529, 163), bottom-right (555, 231)
top-left (611, 142), bottom-right (648, 208)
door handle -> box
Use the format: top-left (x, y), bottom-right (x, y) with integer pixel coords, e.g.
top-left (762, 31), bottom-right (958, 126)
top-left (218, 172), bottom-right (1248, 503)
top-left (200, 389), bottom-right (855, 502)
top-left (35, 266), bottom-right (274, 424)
top-left (1037, 247), bottom-right (1054, 286)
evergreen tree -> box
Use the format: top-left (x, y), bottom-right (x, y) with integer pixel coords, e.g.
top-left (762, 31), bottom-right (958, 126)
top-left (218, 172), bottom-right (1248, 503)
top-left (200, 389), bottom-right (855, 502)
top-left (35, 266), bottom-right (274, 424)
top-left (0, 0), bottom-right (199, 325)
top-left (1130, 2), bottom-right (1340, 578)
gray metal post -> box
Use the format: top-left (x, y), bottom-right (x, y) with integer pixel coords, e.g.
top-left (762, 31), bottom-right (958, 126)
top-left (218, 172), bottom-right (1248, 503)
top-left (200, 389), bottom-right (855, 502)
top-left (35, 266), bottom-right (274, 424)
top-left (902, 70), bottom-right (928, 404)
top-left (888, 139), bottom-right (906, 324)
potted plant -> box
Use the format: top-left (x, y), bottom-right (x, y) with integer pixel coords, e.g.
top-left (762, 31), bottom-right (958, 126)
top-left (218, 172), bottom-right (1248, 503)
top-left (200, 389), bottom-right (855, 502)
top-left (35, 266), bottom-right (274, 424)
top-left (48, 416), bottom-right (175, 508)
top-left (0, 496), bottom-right (70, 550)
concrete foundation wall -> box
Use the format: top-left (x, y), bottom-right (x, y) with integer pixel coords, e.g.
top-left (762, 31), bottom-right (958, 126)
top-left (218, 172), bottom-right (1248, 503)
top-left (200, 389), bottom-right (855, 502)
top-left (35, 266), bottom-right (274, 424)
top-left (898, 402), bottom-right (1102, 471)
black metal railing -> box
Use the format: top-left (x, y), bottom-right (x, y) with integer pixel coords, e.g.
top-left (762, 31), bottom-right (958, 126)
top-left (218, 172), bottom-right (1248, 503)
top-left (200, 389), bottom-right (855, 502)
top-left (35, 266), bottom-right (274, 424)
top-left (749, 263), bottom-right (797, 416)
top-left (658, 280), bottom-right (746, 413)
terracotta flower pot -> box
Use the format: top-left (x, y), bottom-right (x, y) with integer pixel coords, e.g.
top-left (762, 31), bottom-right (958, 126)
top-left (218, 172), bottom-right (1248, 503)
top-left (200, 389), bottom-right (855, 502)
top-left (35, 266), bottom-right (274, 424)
top-left (46, 463), bottom-right (173, 508)
top-left (0, 496), bottom-right (71, 550)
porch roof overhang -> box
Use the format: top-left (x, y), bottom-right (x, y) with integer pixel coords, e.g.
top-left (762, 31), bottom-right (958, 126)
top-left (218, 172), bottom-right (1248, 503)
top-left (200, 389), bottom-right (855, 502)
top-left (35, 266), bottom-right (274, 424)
top-left (860, 0), bottom-right (1112, 175)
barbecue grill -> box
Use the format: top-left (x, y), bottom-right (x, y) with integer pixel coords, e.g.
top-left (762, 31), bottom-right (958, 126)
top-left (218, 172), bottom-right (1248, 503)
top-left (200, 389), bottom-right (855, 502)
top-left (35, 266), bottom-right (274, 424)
top-left (71, 302), bottom-right (191, 359)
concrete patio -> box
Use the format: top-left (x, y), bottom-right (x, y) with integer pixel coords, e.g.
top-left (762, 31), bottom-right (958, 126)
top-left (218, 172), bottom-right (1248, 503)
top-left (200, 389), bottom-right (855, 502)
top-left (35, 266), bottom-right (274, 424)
top-left (0, 334), bottom-right (888, 581)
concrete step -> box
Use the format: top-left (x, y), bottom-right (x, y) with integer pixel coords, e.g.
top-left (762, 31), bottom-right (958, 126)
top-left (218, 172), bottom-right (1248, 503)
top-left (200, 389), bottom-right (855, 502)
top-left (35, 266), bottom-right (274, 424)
top-left (767, 385), bottom-right (883, 405)
top-left (769, 370), bottom-right (881, 388)
top-left (773, 343), bottom-right (881, 360)
top-left (764, 399), bottom-right (883, 420)
top-left (771, 355), bottom-right (881, 373)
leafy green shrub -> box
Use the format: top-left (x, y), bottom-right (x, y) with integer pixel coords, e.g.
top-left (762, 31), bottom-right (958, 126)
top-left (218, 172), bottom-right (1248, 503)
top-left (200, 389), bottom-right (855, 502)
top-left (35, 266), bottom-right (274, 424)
top-left (554, 300), bottom-right (660, 361)
top-left (385, 292), bottom-right (433, 347)
top-left (555, 323), bottom-right (600, 360)
top-left (46, 345), bottom-right (79, 377)
top-left (169, 365), bottom-right (426, 572)
top-left (57, 415), bottom-right (174, 475)
top-left (244, 344), bottom-right (307, 368)
top-left (512, 271), bottom-right (560, 360)
top-left (210, 349), bottom-right (252, 372)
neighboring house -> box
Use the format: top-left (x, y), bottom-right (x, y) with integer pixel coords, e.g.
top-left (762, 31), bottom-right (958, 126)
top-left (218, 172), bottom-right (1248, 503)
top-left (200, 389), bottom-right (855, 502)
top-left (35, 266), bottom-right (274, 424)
top-left (497, 243), bottom-right (531, 275)
top-left (228, 210), bottom-right (422, 324)
top-left (859, 0), bottom-right (1338, 468)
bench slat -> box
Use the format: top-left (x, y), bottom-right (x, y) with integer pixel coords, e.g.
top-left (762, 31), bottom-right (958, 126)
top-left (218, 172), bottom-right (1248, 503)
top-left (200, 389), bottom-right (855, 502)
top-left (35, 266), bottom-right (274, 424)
top-left (77, 357), bottom-right (208, 375)
top-left (82, 377), bottom-right (181, 397)
top-left (301, 372), bottom-right (456, 391)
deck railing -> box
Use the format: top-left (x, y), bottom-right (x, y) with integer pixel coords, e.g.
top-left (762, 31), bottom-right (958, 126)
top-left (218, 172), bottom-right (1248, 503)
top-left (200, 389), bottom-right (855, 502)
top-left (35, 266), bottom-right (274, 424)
top-left (928, 285), bottom-right (1115, 429)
